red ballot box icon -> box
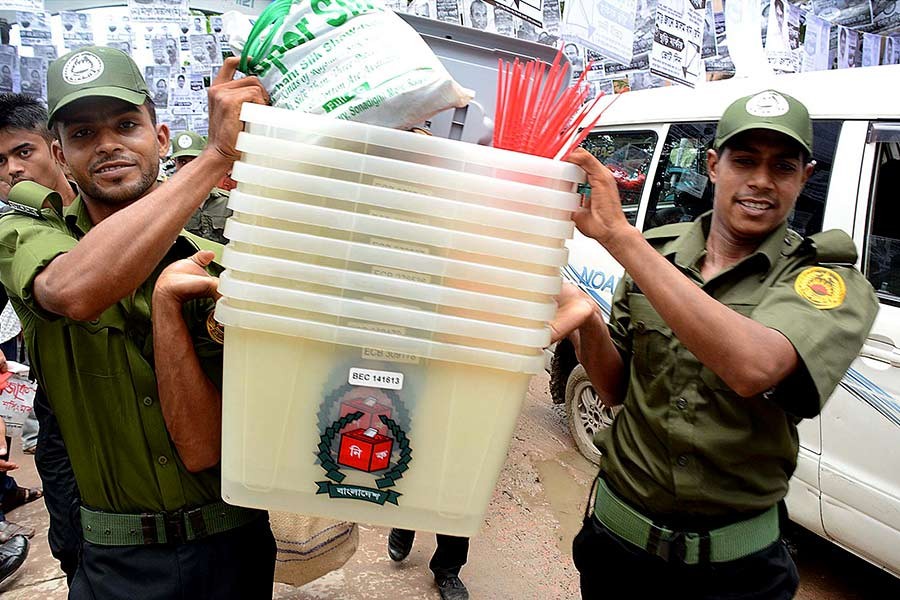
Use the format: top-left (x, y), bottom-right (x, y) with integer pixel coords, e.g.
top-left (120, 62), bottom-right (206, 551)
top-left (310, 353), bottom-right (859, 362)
top-left (338, 428), bottom-right (393, 473)
top-left (339, 395), bottom-right (392, 435)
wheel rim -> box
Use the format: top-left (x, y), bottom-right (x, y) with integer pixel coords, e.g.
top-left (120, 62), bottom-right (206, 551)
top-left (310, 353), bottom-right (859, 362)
top-left (574, 380), bottom-right (617, 441)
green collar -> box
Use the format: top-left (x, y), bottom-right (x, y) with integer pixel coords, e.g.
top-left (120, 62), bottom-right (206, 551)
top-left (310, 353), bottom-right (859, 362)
top-left (64, 195), bottom-right (95, 236)
top-left (664, 211), bottom-right (790, 275)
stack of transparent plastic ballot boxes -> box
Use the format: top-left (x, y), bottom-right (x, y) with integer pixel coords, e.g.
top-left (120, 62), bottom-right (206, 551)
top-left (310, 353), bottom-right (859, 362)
top-left (217, 103), bottom-right (585, 536)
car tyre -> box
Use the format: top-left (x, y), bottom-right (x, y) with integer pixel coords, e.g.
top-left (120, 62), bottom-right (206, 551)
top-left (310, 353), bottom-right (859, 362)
top-left (565, 364), bottom-right (620, 465)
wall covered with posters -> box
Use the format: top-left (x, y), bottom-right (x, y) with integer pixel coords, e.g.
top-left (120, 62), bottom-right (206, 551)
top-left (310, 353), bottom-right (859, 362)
top-left (0, 0), bottom-right (564, 135)
top-left (0, 0), bottom-right (898, 132)
top-left (559, 0), bottom-right (900, 95)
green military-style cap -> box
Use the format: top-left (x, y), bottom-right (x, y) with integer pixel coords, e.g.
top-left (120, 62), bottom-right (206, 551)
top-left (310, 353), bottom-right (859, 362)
top-left (714, 90), bottom-right (813, 155)
top-left (47, 46), bottom-right (150, 124)
top-left (170, 131), bottom-right (207, 159)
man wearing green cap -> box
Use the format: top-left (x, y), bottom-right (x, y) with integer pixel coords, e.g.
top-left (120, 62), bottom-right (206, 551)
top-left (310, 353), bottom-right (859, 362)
top-left (553, 90), bottom-right (878, 598)
top-left (0, 46), bottom-right (273, 598)
top-left (170, 130), bottom-right (232, 245)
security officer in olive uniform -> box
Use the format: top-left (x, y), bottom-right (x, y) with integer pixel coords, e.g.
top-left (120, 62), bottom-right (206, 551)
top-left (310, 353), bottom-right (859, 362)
top-left (552, 90), bottom-right (878, 599)
top-left (170, 130), bottom-right (232, 245)
top-left (0, 46), bottom-right (273, 599)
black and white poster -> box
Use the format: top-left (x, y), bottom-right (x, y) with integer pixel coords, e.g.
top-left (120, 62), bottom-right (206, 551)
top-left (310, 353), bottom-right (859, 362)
top-left (152, 35), bottom-right (180, 69)
top-left (801, 11), bottom-right (831, 72)
top-left (837, 25), bottom-right (861, 68)
top-left (650, 0), bottom-right (705, 88)
top-left (19, 56), bottom-right (46, 102)
top-left (31, 44), bottom-right (57, 62)
top-left (463, 0), bottom-right (493, 30)
top-left (145, 66), bottom-right (171, 109)
top-left (16, 11), bottom-right (52, 47)
top-left (0, 46), bottom-right (17, 94)
top-left (408, 0), bottom-right (437, 19)
top-left (436, 0), bottom-right (462, 24)
top-left (128, 0), bottom-right (190, 24)
top-left (189, 34), bottom-right (222, 74)
top-left (61, 11), bottom-right (95, 50)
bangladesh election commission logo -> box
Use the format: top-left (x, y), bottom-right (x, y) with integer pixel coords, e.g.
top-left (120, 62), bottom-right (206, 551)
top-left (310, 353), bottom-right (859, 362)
top-left (745, 91), bottom-right (790, 117)
top-left (62, 51), bottom-right (104, 85)
top-left (315, 384), bottom-right (412, 506)
top-left (794, 267), bottom-right (846, 309)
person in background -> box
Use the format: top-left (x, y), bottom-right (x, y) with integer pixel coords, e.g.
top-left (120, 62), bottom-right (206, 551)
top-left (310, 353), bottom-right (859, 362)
top-left (0, 417), bottom-right (30, 586)
top-left (0, 47), bottom-right (273, 598)
top-left (388, 529), bottom-right (470, 600)
top-left (552, 90), bottom-right (878, 599)
top-left (0, 94), bottom-right (81, 581)
top-left (170, 130), bottom-right (232, 245)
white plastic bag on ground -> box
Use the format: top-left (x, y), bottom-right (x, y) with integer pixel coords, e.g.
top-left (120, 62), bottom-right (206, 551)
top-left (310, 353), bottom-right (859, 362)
top-left (224, 0), bottom-right (473, 129)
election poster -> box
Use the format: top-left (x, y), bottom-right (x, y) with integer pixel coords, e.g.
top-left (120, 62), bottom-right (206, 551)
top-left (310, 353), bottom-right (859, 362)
top-left (650, 0), bottom-right (706, 88)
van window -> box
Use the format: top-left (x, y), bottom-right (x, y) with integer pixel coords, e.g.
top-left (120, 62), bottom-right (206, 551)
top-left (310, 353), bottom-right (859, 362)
top-left (644, 122), bottom-right (717, 229)
top-left (864, 140), bottom-right (900, 302)
top-left (643, 120), bottom-right (842, 237)
top-left (581, 131), bottom-right (657, 225)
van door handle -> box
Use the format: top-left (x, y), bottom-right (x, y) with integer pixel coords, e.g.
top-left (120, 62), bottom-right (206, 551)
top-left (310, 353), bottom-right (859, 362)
top-left (860, 339), bottom-right (900, 368)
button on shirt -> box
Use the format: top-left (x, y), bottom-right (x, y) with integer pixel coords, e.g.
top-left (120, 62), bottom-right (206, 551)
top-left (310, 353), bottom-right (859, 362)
top-left (0, 195), bottom-right (225, 514)
top-left (597, 213), bottom-right (878, 519)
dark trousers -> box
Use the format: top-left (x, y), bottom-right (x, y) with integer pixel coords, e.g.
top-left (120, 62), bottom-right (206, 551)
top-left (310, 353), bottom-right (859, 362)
top-left (33, 388), bottom-right (82, 584)
top-left (0, 470), bottom-right (15, 522)
top-left (430, 534), bottom-right (469, 578)
top-left (68, 515), bottom-right (276, 600)
top-left (394, 529), bottom-right (469, 578)
top-left (0, 338), bottom-right (17, 363)
top-left (573, 514), bottom-right (799, 600)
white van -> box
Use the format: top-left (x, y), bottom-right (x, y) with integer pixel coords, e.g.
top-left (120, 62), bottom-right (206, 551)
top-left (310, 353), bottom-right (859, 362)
top-left (547, 65), bottom-right (900, 578)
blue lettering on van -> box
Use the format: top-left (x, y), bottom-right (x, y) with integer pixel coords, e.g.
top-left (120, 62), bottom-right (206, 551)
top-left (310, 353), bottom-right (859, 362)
top-left (581, 267), bottom-right (618, 295)
top-left (563, 264), bottom-right (612, 318)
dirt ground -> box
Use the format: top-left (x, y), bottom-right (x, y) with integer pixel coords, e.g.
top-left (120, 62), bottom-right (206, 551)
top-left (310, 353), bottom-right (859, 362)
top-left (2, 372), bottom-right (898, 599)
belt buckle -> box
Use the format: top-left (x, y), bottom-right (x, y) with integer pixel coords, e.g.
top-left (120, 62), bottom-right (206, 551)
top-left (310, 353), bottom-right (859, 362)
top-left (657, 531), bottom-right (687, 563)
top-left (163, 510), bottom-right (187, 545)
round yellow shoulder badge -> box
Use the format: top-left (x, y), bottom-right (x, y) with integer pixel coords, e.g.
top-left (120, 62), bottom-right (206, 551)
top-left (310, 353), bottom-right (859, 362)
top-left (206, 310), bottom-right (225, 344)
top-left (794, 267), bottom-right (846, 310)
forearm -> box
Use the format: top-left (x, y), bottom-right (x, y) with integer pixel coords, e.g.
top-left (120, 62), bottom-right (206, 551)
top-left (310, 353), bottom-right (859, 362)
top-left (152, 296), bottom-right (222, 472)
top-left (573, 310), bottom-right (627, 407)
top-left (35, 152), bottom-right (230, 321)
top-left (604, 227), bottom-right (796, 396)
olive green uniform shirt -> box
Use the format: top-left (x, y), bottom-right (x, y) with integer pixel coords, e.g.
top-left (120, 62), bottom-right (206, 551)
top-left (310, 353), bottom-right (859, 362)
top-left (185, 188), bottom-right (231, 246)
top-left (598, 212), bottom-right (878, 520)
top-left (0, 194), bottom-right (225, 514)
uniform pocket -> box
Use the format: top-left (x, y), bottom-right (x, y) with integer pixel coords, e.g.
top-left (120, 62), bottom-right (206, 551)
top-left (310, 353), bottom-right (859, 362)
top-left (628, 293), bottom-right (673, 377)
top-left (65, 314), bottom-right (128, 378)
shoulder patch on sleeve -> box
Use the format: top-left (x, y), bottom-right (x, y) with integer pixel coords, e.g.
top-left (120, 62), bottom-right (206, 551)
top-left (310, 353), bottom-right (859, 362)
top-left (794, 267), bottom-right (846, 309)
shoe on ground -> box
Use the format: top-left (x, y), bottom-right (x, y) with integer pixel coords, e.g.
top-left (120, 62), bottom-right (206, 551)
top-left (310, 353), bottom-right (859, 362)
top-left (387, 528), bottom-right (415, 562)
top-left (0, 535), bottom-right (29, 585)
top-left (0, 521), bottom-right (35, 543)
top-left (435, 573), bottom-right (469, 600)
top-left (0, 485), bottom-right (42, 514)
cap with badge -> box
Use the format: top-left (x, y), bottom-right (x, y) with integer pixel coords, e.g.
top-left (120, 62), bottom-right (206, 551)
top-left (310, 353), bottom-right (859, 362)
top-left (714, 90), bottom-right (813, 155)
top-left (170, 131), bottom-right (207, 159)
top-left (47, 45), bottom-right (150, 124)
